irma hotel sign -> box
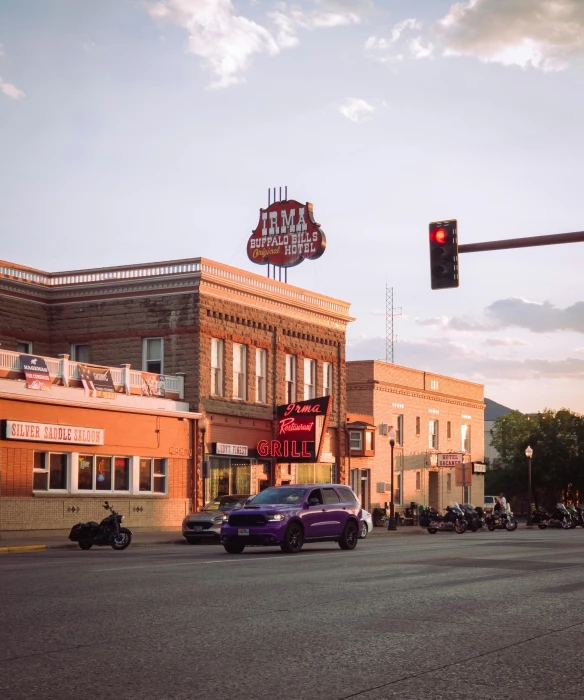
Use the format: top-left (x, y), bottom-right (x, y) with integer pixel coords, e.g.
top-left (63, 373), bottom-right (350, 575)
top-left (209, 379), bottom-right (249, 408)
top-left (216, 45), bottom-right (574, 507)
top-left (256, 396), bottom-right (332, 463)
top-left (247, 199), bottom-right (327, 268)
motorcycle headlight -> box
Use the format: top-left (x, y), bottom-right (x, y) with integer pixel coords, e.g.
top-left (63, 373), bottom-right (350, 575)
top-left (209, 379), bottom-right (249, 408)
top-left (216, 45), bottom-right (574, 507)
top-left (120, 516), bottom-right (124, 522)
top-left (266, 513), bottom-right (286, 522)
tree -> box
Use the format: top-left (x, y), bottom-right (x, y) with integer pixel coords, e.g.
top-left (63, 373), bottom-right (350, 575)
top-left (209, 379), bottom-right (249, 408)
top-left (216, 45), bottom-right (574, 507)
top-left (488, 408), bottom-right (584, 509)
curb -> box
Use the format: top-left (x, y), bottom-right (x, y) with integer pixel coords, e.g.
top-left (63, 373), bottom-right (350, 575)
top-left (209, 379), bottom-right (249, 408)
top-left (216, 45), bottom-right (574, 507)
top-left (0, 544), bottom-right (48, 554)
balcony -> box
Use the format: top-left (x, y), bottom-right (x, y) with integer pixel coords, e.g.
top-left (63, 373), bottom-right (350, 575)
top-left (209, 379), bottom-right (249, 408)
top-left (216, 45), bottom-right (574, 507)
top-left (0, 349), bottom-right (184, 400)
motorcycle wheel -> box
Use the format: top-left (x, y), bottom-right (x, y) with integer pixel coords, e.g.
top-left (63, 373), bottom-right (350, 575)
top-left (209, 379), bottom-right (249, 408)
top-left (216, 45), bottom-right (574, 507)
top-left (427, 528), bottom-right (437, 534)
top-left (488, 523), bottom-right (496, 531)
top-left (538, 523), bottom-right (547, 529)
top-left (79, 540), bottom-right (93, 550)
top-left (561, 519), bottom-right (571, 530)
top-left (455, 522), bottom-right (467, 534)
top-left (505, 519), bottom-right (518, 532)
top-left (470, 522), bottom-right (478, 532)
top-left (570, 520), bottom-right (577, 529)
top-left (110, 529), bottom-right (132, 550)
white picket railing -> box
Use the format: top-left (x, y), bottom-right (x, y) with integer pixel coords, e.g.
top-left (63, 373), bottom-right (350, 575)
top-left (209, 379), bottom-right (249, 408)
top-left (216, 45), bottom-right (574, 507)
top-left (0, 349), bottom-right (184, 400)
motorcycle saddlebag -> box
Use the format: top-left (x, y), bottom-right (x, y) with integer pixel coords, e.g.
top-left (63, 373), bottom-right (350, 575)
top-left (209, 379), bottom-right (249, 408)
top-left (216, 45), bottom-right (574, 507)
top-left (68, 523), bottom-right (97, 542)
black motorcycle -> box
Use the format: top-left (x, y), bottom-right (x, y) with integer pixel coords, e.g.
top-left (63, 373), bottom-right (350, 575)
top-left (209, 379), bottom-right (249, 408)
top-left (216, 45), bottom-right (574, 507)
top-left (531, 504), bottom-right (571, 530)
top-left (426, 504), bottom-right (467, 534)
top-left (69, 501), bottom-right (132, 550)
top-left (461, 504), bottom-right (485, 532)
top-left (486, 507), bottom-right (518, 531)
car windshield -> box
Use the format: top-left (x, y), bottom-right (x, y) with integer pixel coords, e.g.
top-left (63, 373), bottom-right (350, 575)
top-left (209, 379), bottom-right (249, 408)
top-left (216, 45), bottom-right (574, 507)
top-left (249, 487), bottom-right (307, 505)
top-left (202, 497), bottom-right (247, 512)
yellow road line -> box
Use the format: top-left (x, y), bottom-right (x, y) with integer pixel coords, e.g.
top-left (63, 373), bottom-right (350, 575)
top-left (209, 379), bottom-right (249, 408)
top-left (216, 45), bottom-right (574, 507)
top-left (0, 544), bottom-right (48, 553)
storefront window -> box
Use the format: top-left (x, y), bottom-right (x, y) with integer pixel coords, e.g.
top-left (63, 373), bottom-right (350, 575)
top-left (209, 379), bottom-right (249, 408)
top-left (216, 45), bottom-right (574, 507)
top-left (114, 457), bottom-right (130, 491)
top-left (296, 463), bottom-right (332, 484)
top-left (210, 457), bottom-right (252, 499)
top-left (153, 459), bottom-right (166, 493)
top-left (33, 452), bottom-right (68, 491)
top-left (96, 456), bottom-right (112, 490)
top-left (139, 458), bottom-right (152, 491)
top-left (78, 455), bottom-right (94, 490)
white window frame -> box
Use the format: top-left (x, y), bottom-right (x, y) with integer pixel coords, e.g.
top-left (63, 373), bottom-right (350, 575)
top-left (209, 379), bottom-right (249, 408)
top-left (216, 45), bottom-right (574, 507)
top-left (255, 348), bottom-right (268, 404)
top-left (303, 358), bottom-right (316, 400)
top-left (138, 457), bottom-right (168, 495)
top-left (17, 340), bottom-right (33, 354)
top-left (75, 454), bottom-right (132, 494)
top-left (285, 354), bottom-right (296, 403)
top-left (350, 430), bottom-right (363, 451)
top-left (233, 343), bottom-right (247, 400)
top-left (142, 337), bottom-right (164, 374)
top-left (33, 452), bottom-right (69, 493)
top-left (462, 424), bottom-right (471, 453)
top-left (323, 362), bottom-right (333, 397)
top-left (429, 420), bottom-right (439, 450)
top-left (211, 338), bottom-right (224, 397)
top-left (394, 414), bottom-right (404, 446)
top-left (70, 343), bottom-right (90, 363)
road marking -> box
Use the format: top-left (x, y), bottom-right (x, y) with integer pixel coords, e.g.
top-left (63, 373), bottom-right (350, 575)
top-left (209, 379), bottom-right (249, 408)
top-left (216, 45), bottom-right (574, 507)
top-left (0, 545), bottom-right (47, 553)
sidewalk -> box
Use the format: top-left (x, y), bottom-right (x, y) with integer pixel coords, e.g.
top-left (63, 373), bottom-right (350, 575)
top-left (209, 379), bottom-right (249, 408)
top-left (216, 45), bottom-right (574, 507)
top-left (0, 530), bottom-right (184, 552)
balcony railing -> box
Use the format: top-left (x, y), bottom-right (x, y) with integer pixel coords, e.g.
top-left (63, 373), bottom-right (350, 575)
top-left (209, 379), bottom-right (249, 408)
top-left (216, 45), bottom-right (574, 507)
top-left (0, 349), bottom-right (184, 400)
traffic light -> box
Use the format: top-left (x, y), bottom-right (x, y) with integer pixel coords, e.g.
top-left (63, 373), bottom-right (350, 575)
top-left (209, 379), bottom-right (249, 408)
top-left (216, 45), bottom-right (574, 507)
top-left (429, 219), bottom-right (459, 289)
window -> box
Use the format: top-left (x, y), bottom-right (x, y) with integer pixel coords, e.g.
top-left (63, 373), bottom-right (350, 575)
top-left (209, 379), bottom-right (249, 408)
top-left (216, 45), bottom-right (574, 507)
top-left (323, 362), bottom-right (333, 396)
top-left (350, 430), bottom-right (363, 451)
top-left (462, 424), bottom-right (471, 452)
top-left (139, 458), bottom-right (167, 494)
top-left (322, 487), bottom-right (341, 504)
top-left (447, 473), bottom-right (452, 492)
top-left (33, 452), bottom-right (67, 491)
top-left (303, 358), bottom-right (316, 400)
top-left (394, 473), bottom-right (402, 505)
top-left (447, 421), bottom-right (452, 439)
top-left (336, 486), bottom-right (359, 503)
top-left (415, 471), bottom-right (421, 491)
top-left (211, 338), bottom-right (224, 397)
top-left (429, 420), bottom-right (439, 449)
top-left (233, 343), bottom-right (247, 400)
top-left (255, 348), bottom-right (267, 403)
top-left (285, 355), bottom-right (296, 403)
top-left (70, 343), bottom-right (90, 363)
top-left (77, 455), bottom-right (130, 492)
top-left (430, 379), bottom-right (439, 390)
top-left (143, 337), bottom-right (163, 374)
top-left (365, 431), bottom-right (373, 451)
top-left (415, 417), bottom-right (421, 436)
top-left (394, 415), bottom-right (404, 446)
top-left (17, 341), bottom-right (32, 354)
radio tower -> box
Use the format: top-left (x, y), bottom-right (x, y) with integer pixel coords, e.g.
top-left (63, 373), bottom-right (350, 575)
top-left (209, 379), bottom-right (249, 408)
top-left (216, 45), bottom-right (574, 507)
top-left (386, 286), bottom-right (402, 364)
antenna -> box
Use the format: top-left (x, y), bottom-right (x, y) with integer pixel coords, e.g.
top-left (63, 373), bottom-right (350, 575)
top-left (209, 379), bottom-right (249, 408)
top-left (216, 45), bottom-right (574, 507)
top-left (386, 286), bottom-right (402, 364)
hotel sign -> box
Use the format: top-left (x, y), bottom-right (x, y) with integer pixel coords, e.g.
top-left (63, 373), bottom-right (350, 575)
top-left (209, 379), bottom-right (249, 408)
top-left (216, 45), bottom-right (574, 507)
top-left (247, 200), bottom-right (326, 268)
top-left (437, 453), bottom-right (464, 468)
top-left (3, 420), bottom-right (104, 445)
top-left (256, 396), bottom-right (332, 463)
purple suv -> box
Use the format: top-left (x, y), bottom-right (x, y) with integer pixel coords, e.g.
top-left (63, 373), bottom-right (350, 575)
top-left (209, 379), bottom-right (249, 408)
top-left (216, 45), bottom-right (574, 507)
top-left (220, 483), bottom-right (362, 554)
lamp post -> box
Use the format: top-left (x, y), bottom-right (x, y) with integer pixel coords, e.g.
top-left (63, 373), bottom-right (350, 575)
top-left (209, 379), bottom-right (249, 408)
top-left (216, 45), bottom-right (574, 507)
top-left (200, 415), bottom-right (209, 505)
top-left (387, 427), bottom-right (397, 531)
top-left (525, 445), bottom-right (533, 526)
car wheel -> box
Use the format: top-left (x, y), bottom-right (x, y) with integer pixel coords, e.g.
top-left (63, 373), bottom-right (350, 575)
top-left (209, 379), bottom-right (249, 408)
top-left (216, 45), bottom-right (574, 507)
top-left (427, 528), bottom-right (437, 534)
top-left (223, 542), bottom-right (245, 554)
top-left (360, 521), bottom-right (368, 539)
top-left (280, 522), bottom-right (304, 553)
top-left (338, 520), bottom-right (359, 550)
top-left (186, 538), bottom-right (201, 545)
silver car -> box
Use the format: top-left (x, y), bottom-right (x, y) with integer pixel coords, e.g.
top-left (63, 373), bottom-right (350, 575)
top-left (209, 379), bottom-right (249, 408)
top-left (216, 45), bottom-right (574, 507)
top-left (360, 509), bottom-right (373, 538)
top-left (182, 495), bottom-right (250, 544)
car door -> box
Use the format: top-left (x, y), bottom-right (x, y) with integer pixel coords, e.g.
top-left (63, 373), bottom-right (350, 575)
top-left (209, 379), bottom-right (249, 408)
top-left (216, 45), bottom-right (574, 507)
top-left (302, 488), bottom-right (329, 539)
top-left (321, 487), bottom-right (346, 537)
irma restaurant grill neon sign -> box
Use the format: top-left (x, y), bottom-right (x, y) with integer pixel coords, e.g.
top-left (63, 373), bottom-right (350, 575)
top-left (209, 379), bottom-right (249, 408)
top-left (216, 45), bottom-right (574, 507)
top-left (256, 396), bottom-right (332, 463)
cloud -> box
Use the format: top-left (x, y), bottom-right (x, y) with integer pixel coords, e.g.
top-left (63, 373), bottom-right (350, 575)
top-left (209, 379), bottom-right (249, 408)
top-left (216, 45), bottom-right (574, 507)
top-left (0, 77), bottom-right (24, 100)
top-left (436, 0), bottom-right (584, 72)
top-left (366, 18), bottom-right (434, 63)
top-left (417, 298), bottom-right (584, 334)
top-left (483, 337), bottom-right (530, 347)
top-left (347, 334), bottom-right (584, 382)
top-left (338, 97), bottom-right (375, 122)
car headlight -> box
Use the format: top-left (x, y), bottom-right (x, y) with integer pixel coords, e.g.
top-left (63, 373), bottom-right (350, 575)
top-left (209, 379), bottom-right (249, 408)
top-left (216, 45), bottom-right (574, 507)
top-left (222, 514), bottom-right (229, 522)
top-left (213, 515), bottom-right (223, 522)
top-left (266, 513), bottom-right (286, 522)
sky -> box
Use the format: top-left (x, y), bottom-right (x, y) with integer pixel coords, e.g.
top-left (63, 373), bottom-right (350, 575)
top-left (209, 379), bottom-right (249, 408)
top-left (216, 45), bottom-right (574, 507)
top-left (1, 0), bottom-right (584, 413)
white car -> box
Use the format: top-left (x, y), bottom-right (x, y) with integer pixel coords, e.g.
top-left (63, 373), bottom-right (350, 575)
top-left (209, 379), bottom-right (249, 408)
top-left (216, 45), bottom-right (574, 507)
top-left (360, 509), bottom-right (373, 538)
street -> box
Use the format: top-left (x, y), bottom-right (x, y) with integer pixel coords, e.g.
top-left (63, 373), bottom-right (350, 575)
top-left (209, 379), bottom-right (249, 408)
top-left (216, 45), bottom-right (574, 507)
top-left (2, 529), bottom-right (584, 700)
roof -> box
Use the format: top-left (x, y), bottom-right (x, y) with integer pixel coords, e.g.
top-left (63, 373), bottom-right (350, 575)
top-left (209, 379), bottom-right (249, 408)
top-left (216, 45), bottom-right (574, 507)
top-left (484, 397), bottom-right (514, 421)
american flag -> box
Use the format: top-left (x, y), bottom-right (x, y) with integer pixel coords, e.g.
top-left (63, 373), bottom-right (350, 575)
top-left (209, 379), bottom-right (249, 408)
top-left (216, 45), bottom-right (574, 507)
top-left (78, 364), bottom-right (95, 394)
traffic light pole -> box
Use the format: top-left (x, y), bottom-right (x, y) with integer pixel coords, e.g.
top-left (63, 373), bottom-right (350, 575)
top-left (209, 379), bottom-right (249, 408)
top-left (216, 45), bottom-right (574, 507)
top-left (458, 230), bottom-right (584, 254)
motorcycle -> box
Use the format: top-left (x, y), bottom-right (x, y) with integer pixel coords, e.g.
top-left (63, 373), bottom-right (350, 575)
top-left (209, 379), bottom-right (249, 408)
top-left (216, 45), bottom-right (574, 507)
top-left (486, 507), bottom-right (518, 531)
top-left (426, 503), bottom-right (467, 534)
top-left (565, 504), bottom-right (581, 528)
top-left (69, 501), bottom-right (132, 550)
top-left (460, 504), bottom-right (485, 532)
top-left (531, 504), bottom-right (572, 530)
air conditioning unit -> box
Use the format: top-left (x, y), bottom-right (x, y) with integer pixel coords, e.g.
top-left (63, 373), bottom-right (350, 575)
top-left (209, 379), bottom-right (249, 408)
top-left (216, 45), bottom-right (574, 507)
top-left (376, 481), bottom-right (391, 493)
top-left (378, 424), bottom-right (388, 435)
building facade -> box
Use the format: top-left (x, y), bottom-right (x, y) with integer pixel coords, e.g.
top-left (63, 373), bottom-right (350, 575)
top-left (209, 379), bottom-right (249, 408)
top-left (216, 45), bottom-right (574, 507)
top-left (347, 361), bottom-right (485, 514)
top-left (0, 257), bottom-right (353, 522)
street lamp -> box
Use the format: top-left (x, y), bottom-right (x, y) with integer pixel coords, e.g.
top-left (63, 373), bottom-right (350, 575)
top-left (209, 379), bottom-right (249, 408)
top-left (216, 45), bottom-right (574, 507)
top-left (525, 445), bottom-right (533, 526)
top-left (387, 427), bottom-right (397, 531)
top-left (200, 415), bottom-right (209, 505)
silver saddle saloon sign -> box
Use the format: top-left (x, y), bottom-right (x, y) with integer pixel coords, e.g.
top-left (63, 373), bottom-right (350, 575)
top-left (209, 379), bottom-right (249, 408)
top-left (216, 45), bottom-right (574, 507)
top-left (247, 199), bottom-right (326, 268)
top-left (256, 396), bottom-right (332, 462)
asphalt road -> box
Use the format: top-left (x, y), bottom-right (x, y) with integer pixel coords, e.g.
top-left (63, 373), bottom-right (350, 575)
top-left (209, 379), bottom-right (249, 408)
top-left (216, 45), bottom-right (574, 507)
top-left (2, 528), bottom-right (584, 700)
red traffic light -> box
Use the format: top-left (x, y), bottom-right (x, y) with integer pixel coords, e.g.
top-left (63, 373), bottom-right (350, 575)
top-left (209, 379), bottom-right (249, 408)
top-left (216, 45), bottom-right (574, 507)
top-left (430, 228), bottom-right (447, 245)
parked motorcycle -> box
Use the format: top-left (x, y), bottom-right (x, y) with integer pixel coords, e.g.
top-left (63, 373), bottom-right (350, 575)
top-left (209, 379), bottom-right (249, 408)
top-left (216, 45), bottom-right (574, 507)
top-left (461, 504), bottom-right (485, 532)
top-left (427, 503), bottom-right (467, 534)
top-left (531, 504), bottom-right (572, 530)
top-left (486, 507), bottom-right (518, 531)
top-left (69, 501), bottom-right (132, 550)
top-left (565, 504), bottom-right (581, 528)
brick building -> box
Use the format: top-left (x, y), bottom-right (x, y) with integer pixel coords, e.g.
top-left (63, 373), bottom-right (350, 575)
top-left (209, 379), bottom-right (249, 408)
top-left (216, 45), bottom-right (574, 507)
top-left (346, 361), bottom-right (485, 514)
top-left (0, 257), bottom-right (353, 526)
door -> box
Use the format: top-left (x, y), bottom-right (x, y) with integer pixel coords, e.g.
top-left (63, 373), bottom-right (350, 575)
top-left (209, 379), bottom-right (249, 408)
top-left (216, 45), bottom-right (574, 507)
top-left (429, 471), bottom-right (439, 510)
top-left (360, 469), bottom-right (370, 511)
top-left (321, 486), bottom-right (346, 536)
top-left (301, 488), bottom-right (329, 539)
